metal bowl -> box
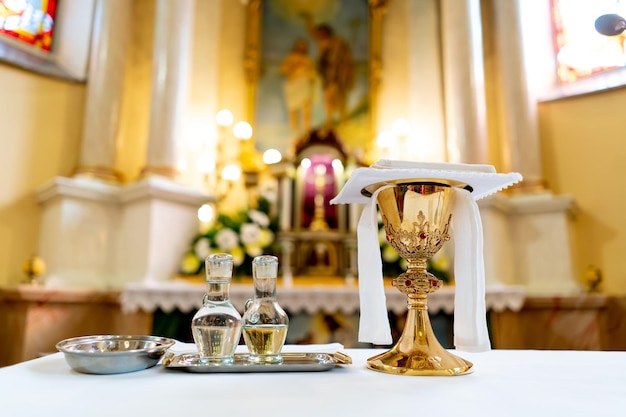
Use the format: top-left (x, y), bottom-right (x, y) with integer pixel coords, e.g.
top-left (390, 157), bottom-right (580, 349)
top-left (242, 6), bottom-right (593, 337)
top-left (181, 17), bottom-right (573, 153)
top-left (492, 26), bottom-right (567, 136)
top-left (56, 335), bottom-right (176, 375)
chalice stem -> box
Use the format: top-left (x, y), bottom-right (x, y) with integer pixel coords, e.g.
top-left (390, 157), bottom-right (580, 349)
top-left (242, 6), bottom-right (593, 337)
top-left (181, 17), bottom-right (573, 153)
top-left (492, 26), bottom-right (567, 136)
top-left (402, 295), bottom-right (435, 348)
top-left (367, 293), bottom-right (473, 376)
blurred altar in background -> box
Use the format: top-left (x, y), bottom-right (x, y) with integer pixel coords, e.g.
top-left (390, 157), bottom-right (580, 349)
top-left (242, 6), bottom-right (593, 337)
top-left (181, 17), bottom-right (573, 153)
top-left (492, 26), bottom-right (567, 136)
top-left (5, 0), bottom-right (626, 366)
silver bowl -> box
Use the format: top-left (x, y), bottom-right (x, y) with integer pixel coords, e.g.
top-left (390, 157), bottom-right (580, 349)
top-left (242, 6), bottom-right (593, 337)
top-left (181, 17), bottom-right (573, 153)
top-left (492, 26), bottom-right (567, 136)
top-left (56, 335), bottom-right (176, 375)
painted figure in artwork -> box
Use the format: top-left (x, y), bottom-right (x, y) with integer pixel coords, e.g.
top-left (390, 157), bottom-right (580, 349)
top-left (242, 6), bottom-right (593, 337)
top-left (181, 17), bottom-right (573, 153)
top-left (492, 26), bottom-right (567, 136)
top-left (302, 13), bottom-right (355, 127)
top-left (279, 38), bottom-right (318, 137)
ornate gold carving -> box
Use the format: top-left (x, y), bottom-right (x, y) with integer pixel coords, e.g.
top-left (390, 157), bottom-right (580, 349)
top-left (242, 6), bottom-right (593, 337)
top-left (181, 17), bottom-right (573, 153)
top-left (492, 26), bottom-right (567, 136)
top-left (139, 165), bottom-right (179, 180)
top-left (384, 210), bottom-right (450, 296)
top-left (74, 166), bottom-right (125, 183)
top-left (383, 212), bottom-right (451, 260)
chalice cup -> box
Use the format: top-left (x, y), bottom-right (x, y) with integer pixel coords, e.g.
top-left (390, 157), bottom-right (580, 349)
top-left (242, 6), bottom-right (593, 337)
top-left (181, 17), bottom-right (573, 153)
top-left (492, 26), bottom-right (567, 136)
top-left (367, 181), bottom-right (472, 376)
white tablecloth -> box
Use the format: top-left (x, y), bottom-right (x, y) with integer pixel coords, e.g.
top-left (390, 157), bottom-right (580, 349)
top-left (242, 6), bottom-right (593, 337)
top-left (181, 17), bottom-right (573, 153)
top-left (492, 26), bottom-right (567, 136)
top-left (2, 346), bottom-right (625, 417)
top-left (120, 281), bottom-right (525, 315)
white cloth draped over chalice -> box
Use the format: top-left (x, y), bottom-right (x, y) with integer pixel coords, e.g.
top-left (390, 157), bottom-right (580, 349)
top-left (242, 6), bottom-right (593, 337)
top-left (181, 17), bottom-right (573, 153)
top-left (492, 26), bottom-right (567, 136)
top-left (330, 160), bottom-right (522, 352)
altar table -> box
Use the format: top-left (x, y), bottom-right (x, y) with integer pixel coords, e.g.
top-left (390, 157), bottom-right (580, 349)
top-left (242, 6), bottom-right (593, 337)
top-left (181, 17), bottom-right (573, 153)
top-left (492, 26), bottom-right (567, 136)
top-left (2, 346), bottom-right (625, 417)
top-left (121, 280), bottom-right (526, 315)
top-left (121, 281), bottom-right (526, 347)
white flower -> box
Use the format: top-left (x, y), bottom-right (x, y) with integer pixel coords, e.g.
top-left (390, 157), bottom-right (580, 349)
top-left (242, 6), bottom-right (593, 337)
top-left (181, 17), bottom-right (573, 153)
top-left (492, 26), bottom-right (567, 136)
top-left (259, 185), bottom-right (277, 204)
top-left (240, 223), bottom-right (262, 246)
top-left (194, 237), bottom-right (211, 259)
top-left (215, 228), bottom-right (239, 251)
top-left (248, 209), bottom-right (270, 227)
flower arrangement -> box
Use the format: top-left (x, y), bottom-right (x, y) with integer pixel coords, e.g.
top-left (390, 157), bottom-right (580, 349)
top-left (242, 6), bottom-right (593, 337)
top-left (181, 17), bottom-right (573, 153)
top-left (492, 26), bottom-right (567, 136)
top-left (179, 198), bottom-right (450, 282)
top-left (377, 216), bottom-right (452, 284)
top-left (180, 197), bottom-right (279, 278)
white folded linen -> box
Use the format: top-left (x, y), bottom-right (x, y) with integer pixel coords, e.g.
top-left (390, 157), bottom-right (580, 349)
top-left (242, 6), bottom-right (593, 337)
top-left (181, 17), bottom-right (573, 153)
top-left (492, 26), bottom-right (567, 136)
top-left (355, 184), bottom-right (395, 345)
top-left (450, 187), bottom-right (490, 351)
top-left (332, 159), bottom-right (521, 203)
top-left (330, 160), bottom-right (522, 351)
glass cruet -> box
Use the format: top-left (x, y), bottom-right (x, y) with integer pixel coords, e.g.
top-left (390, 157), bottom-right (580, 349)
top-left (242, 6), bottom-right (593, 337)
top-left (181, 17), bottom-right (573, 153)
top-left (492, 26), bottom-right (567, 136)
top-left (191, 253), bottom-right (242, 365)
top-left (242, 255), bottom-right (289, 364)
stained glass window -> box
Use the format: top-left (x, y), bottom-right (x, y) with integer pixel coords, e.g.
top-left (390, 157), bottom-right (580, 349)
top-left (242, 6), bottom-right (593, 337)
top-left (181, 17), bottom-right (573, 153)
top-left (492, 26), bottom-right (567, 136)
top-left (0, 0), bottom-right (57, 52)
top-left (552, 0), bottom-right (626, 83)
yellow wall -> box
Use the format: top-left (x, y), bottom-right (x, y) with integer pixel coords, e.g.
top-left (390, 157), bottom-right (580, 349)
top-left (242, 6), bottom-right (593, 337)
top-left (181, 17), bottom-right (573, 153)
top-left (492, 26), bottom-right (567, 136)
top-left (0, 65), bottom-right (85, 286)
top-left (538, 89), bottom-right (626, 294)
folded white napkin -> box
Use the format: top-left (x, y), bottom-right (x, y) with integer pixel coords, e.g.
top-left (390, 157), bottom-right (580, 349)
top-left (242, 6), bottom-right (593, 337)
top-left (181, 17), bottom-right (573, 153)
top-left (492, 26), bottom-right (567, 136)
top-left (372, 159), bottom-right (495, 173)
top-left (330, 160), bottom-right (522, 351)
top-left (356, 184), bottom-right (395, 345)
top-left (332, 159), bottom-right (521, 203)
top-left (450, 188), bottom-right (490, 351)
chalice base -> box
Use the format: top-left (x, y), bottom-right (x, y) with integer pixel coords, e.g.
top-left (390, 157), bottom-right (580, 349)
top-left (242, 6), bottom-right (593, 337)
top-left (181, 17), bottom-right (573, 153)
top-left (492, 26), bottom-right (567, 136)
top-left (366, 298), bottom-right (473, 376)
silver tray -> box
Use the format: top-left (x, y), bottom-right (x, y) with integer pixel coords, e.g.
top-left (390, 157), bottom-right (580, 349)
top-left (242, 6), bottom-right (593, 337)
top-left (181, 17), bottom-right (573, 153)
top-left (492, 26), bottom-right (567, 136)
top-left (161, 351), bottom-right (352, 373)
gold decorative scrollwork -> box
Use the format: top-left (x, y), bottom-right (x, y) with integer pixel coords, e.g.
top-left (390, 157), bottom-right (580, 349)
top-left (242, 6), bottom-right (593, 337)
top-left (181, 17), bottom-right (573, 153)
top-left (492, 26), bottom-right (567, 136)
top-left (383, 212), bottom-right (451, 260)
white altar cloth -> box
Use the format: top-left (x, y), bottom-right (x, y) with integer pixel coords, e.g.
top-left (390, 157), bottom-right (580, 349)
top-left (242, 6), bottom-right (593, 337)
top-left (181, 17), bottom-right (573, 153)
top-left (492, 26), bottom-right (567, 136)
top-left (120, 281), bottom-right (525, 315)
top-left (2, 346), bottom-right (625, 417)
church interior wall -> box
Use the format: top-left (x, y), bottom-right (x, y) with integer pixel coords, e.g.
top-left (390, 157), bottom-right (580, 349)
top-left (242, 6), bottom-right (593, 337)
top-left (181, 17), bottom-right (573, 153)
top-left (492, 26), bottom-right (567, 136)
top-left (538, 90), bottom-right (626, 295)
top-left (0, 65), bottom-right (86, 288)
top-left (0, 0), bottom-right (626, 297)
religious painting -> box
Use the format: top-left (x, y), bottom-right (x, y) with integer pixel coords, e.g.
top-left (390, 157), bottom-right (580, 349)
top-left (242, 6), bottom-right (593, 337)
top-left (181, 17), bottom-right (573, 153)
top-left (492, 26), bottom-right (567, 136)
top-left (245, 0), bottom-right (386, 159)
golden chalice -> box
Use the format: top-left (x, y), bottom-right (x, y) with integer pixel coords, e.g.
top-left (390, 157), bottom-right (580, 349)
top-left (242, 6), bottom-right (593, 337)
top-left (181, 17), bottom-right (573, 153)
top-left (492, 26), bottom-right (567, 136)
top-left (366, 181), bottom-right (472, 376)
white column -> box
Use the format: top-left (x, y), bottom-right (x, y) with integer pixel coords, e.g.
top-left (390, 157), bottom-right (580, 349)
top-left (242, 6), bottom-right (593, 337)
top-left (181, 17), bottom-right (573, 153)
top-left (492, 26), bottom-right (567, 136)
top-left (142, 0), bottom-right (195, 178)
top-left (114, 178), bottom-right (209, 286)
top-left (492, 0), bottom-right (545, 190)
top-left (407, 0), bottom-right (446, 161)
top-left (181, 0), bottom-right (223, 192)
top-left (36, 0), bottom-right (209, 290)
top-left (115, 0), bottom-right (211, 287)
top-left (75, 0), bottom-right (130, 182)
top-left (478, 196), bottom-right (515, 287)
top-left (479, 194), bottom-right (580, 295)
top-left (481, 1), bottom-right (579, 295)
top-left (37, 0), bottom-right (130, 289)
top-left (37, 178), bottom-right (120, 289)
top-left (440, 0), bottom-right (488, 164)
